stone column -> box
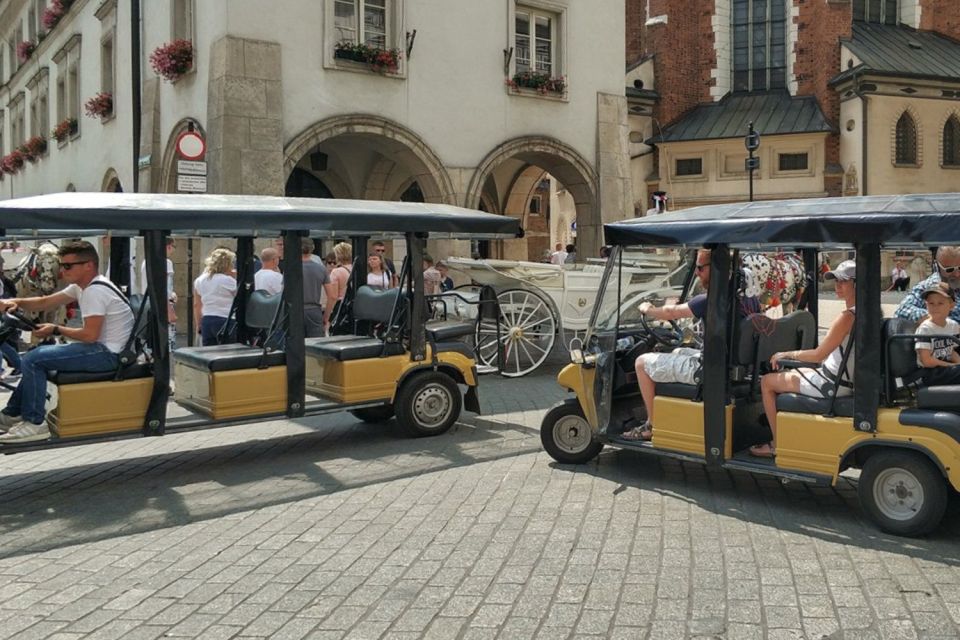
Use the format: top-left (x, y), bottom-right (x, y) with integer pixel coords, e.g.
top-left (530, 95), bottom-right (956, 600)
top-left (595, 92), bottom-right (634, 257)
top-left (207, 36), bottom-right (284, 195)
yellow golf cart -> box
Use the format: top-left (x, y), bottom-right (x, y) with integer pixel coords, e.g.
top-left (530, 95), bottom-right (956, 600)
top-left (540, 194), bottom-right (960, 536)
top-left (0, 192), bottom-right (519, 452)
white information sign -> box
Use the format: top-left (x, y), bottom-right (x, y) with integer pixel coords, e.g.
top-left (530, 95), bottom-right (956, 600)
top-left (177, 160), bottom-right (207, 176)
top-left (177, 174), bottom-right (208, 193)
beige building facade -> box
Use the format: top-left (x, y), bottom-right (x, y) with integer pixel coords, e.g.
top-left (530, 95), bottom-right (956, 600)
top-left (0, 0), bottom-right (632, 262)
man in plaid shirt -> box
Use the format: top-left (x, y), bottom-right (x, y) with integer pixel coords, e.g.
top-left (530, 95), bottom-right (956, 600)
top-left (895, 247), bottom-right (960, 323)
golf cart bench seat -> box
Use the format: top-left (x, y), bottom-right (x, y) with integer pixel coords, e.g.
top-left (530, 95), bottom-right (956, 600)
top-left (776, 393), bottom-right (854, 417)
top-left (173, 344), bottom-right (285, 372)
top-left (654, 310), bottom-right (817, 403)
top-left (305, 338), bottom-right (405, 361)
top-left (898, 409), bottom-right (960, 442)
top-left (884, 317), bottom-right (960, 410)
top-left (51, 363), bottom-right (153, 385)
top-left (426, 320), bottom-right (474, 342)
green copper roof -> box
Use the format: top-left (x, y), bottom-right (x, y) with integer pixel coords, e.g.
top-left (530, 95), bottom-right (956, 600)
top-left (838, 22), bottom-right (960, 82)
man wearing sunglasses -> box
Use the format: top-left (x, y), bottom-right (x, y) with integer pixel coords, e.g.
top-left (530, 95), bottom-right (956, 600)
top-left (0, 241), bottom-right (134, 443)
top-left (895, 247), bottom-right (960, 323)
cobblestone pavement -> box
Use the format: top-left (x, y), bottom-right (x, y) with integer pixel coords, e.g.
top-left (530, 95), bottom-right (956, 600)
top-left (2, 360), bottom-right (960, 638)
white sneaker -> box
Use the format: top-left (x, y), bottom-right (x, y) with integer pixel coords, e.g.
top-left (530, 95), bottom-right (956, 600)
top-left (0, 412), bottom-right (23, 429)
top-left (0, 421), bottom-right (50, 443)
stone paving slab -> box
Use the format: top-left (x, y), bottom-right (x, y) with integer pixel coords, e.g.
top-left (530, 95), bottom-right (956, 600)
top-left (1, 346), bottom-right (959, 638)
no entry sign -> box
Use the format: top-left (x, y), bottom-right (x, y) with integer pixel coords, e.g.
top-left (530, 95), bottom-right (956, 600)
top-left (176, 131), bottom-right (206, 160)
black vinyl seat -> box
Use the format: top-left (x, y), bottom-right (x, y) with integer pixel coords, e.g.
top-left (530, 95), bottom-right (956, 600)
top-left (51, 363), bottom-right (153, 385)
top-left (426, 320), bottom-right (474, 342)
top-left (173, 290), bottom-right (284, 372)
top-left (656, 310), bottom-right (816, 401)
top-left (883, 316), bottom-right (960, 409)
top-left (306, 286), bottom-right (405, 362)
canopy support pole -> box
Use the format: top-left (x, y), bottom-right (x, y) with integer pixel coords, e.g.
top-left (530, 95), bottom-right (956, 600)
top-left (703, 244), bottom-right (731, 466)
top-left (283, 231), bottom-right (306, 418)
top-left (235, 237), bottom-right (255, 344)
top-left (854, 242), bottom-right (881, 433)
top-left (109, 236), bottom-right (131, 293)
top-left (408, 233), bottom-right (427, 362)
top-left (143, 229), bottom-right (170, 436)
top-left (801, 248), bottom-right (819, 328)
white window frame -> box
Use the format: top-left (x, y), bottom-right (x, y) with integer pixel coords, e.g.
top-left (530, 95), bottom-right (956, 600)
top-left (172, 0), bottom-right (195, 43)
top-left (323, 0), bottom-right (406, 77)
top-left (53, 34), bottom-right (81, 140)
top-left (9, 92), bottom-right (25, 146)
top-left (507, 1), bottom-right (567, 99)
top-left (97, 0), bottom-right (117, 121)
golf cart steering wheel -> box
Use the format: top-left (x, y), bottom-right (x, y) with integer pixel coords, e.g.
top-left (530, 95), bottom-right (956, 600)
top-left (3, 308), bottom-right (39, 332)
top-left (640, 314), bottom-right (683, 348)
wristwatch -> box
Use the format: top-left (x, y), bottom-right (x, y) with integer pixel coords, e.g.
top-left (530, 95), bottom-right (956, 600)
top-left (52, 326), bottom-right (61, 336)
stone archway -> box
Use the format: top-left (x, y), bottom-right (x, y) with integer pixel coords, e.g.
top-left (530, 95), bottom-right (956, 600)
top-left (100, 169), bottom-right (123, 192)
top-left (159, 119), bottom-right (207, 194)
top-left (284, 115), bottom-right (455, 204)
top-left (466, 136), bottom-right (599, 259)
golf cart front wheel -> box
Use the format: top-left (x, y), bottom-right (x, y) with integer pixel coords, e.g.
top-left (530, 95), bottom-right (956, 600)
top-left (540, 400), bottom-right (602, 464)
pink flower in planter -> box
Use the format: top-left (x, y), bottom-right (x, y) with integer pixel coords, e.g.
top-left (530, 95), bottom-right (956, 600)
top-left (84, 92), bottom-right (113, 119)
top-left (150, 40), bottom-right (194, 82)
top-left (21, 136), bottom-right (48, 162)
top-left (16, 40), bottom-right (36, 63)
top-left (42, 0), bottom-right (67, 31)
top-left (51, 118), bottom-right (78, 143)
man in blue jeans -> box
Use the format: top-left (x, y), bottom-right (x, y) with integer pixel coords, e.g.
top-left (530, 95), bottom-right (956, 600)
top-left (0, 241), bottom-right (134, 443)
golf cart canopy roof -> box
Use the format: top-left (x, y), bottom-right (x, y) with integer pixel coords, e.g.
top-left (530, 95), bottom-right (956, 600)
top-left (0, 192), bottom-right (522, 240)
top-left (604, 193), bottom-right (960, 248)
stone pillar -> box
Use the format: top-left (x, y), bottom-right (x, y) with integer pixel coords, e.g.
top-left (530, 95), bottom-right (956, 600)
top-left (595, 92), bottom-right (634, 257)
top-left (207, 36), bottom-right (284, 195)
top-left (138, 77), bottom-right (162, 193)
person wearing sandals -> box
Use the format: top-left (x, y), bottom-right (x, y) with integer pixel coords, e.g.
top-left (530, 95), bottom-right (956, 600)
top-left (628, 249), bottom-right (713, 441)
top-left (753, 259), bottom-right (857, 458)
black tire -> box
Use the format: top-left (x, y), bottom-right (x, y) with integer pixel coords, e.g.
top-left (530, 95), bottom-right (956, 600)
top-left (394, 371), bottom-right (462, 437)
top-left (540, 400), bottom-right (603, 464)
top-left (858, 450), bottom-right (948, 537)
top-left (349, 405), bottom-right (395, 423)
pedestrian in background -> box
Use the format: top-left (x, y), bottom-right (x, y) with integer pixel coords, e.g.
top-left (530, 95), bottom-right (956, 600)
top-left (193, 247), bottom-right (237, 346)
top-left (564, 244), bottom-right (577, 264)
top-left (423, 255), bottom-right (442, 295)
top-left (301, 238), bottom-right (336, 337)
top-left (366, 253), bottom-right (392, 289)
top-left (436, 261), bottom-right (454, 292)
top-left (254, 247), bottom-right (283, 295)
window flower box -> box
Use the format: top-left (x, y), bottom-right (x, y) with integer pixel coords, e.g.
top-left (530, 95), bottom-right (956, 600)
top-left (16, 40), bottom-right (36, 63)
top-left (2, 150), bottom-right (26, 175)
top-left (150, 39), bottom-right (193, 82)
top-left (507, 71), bottom-right (567, 96)
top-left (334, 41), bottom-right (401, 74)
top-left (21, 136), bottom-right (48, 162)
top-left (51, 118), bottom-right (78, 143)
top-left (42, 0), bottom-right (73, 32)
top-left (84, 92), bottom-right (113, 119)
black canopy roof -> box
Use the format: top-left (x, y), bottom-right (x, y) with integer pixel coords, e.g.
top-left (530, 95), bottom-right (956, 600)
top-left (0, 192), bottom-right (522, 239)
top-left (604, 194), bottom-right (960, 247)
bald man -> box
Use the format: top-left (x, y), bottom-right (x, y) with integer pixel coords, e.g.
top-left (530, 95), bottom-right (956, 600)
top-left (254, 247), bottom-right (283, 295)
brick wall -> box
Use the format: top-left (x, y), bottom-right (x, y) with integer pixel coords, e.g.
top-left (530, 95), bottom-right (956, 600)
top-left (921, 0), bottom-right (960, 41)
top-left (626, 0), bottom-right (645, 66)
top-left (644, 0), bottom-right (717, 129)
top-left (792, 0), bottom-right (851, 166)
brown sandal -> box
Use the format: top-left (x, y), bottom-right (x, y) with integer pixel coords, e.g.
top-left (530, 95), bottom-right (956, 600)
top-left (622, 423), bottom-right (653, 441)
top-left (749, 443), bottom-right (776, 458)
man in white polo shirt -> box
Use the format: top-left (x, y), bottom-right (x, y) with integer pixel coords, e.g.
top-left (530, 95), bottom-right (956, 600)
top-left (0, 241), bottom-right (134, 443)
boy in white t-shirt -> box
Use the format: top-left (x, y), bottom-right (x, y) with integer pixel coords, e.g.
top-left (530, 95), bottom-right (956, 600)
top-left (915, 281), bottom-right (960, 386)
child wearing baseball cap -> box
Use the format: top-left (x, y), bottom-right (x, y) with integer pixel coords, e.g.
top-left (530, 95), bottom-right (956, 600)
top-left (915, 281), bottom-right (960, 386)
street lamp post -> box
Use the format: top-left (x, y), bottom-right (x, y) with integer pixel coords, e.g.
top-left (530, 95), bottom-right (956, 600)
top-left (745, 122), bottom-right (761, 202)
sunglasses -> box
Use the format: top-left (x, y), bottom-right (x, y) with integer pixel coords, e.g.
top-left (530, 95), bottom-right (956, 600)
top-left (59, 260), bottom-right (91, 271)
top-left (938, 262), bottom-right (960, 275)
top-left (374, 249), bottom-right (386, 253)
top-left (695, 263), bottom-right (710, 272)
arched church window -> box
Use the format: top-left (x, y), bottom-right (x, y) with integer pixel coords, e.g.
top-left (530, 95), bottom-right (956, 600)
top-left (944, 115), bottom-right (960, 167)
top-left (895, 112), bottom-right (918, 166)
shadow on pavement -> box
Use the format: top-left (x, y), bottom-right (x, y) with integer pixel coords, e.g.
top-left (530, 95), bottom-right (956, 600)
top-left (0, 415), bottom-right (540, 559)
top-left (550, 447), bottom-right (960, 566)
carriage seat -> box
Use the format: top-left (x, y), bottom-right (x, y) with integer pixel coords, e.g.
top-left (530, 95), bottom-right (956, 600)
top-left (656, 310), bottom-right (816, 402)
top-left (173, 291), bottom-right (283, 372)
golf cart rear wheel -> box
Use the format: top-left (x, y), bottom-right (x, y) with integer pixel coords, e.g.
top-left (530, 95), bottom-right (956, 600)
top-left (395, 371), bottom-right (462, 437)
top-left (350, 405), bottom-right (395, 423)
top-left (540, 400), bottom-right (602, 464)
top-left (858, 450), bottom-right (948, 537)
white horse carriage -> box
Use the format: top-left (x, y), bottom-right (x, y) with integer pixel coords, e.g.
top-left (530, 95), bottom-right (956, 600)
top-left (441, 253), bottom-right (685, 377)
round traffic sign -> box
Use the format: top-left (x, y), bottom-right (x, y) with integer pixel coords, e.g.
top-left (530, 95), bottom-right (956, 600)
top-left (176, 131), bottom-right (206, 160)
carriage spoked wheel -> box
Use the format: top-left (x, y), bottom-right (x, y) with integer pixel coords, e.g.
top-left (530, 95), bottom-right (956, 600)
top-left (475, 288), bottom-right (556, 377)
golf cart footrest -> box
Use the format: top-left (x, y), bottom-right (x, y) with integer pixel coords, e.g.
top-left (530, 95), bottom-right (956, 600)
top-left (305, 338), bottom-right (405, 362)
top-left (173, 344), bottom-right (285, 372)
top-left (51, 363), bottom-right (153, 385)
top-left (426, 320), bottom-right (474, 342)
top-left (776, 393), bottom-right (854, 417)
top-left (916, 385), bottom-right (960, 410)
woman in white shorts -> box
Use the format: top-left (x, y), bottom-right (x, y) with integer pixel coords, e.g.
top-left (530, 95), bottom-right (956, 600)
top-left (754, 259), bottom-right (858, 458)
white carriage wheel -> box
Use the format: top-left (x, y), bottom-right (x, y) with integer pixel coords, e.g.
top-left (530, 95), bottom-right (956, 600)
top-left (474, 288), bottom-right (557, 377)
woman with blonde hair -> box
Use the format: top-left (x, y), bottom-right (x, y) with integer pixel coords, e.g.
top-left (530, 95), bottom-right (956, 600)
top-left (330, 242), bottom-right (353, 303)
top-left (193, 247), bottom-right (237, 346)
